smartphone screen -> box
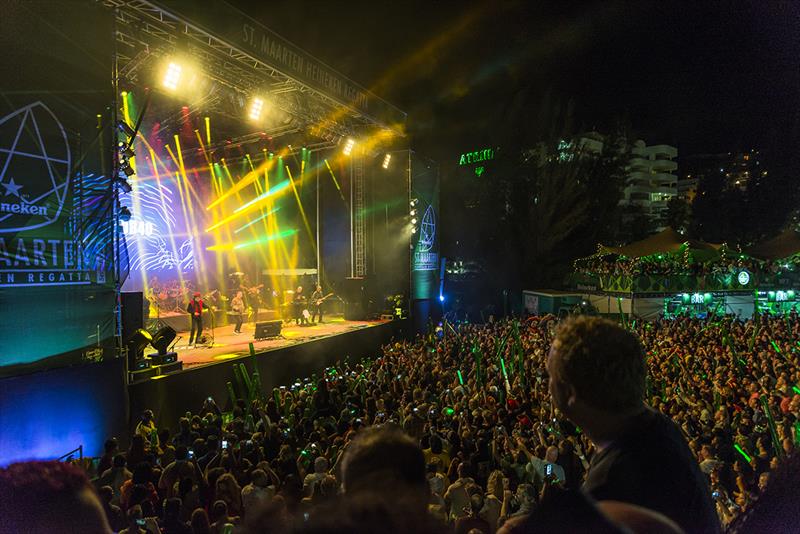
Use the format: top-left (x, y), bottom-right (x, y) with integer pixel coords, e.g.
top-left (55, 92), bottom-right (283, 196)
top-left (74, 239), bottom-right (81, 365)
top-left (221, 440), bottom-right (228, 449)
top-left (546, 464), bottom-right (553, 476)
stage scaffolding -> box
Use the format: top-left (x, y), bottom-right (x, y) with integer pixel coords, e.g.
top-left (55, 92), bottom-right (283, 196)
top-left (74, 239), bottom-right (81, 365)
top-left (102, 0), bottom-right (405, 140)
top-left (101, 0), bottom-right (411, 330)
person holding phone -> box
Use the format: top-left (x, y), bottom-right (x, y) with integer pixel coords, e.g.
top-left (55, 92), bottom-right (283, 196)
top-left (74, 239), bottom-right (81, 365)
top-left (543, 446), bottom-right (565, 485)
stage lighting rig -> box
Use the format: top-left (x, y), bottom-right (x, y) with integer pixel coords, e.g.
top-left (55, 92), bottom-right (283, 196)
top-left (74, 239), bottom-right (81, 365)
top-left (120, 160), bottom-right (135, 177)
top-left (113, 176), bottom-right (132, 194)
top-left (343, 138), bottom-right (355, 156)
top-left (117, 141), bottom-right (135, 159)
top-left (162, 62), bottom-right (183, 91)
top-left (248, 97), bottom-right (264, 121)
top-left (117, 120), bottom-right (136, 139)
top-left (410, 198), bottom-right (419, 234)
top-left (382, 153), bottom-right (392, 169)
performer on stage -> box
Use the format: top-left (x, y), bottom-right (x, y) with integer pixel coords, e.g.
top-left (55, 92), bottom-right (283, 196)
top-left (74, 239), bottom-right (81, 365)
top-left (311, 284), bottom-right (325, 324)
top-left (293, 286), bottom-right (309, 326)
top-left (187, 292), bottom-right (209, 346)
top-left (231, 290), bottom-right (245, 335)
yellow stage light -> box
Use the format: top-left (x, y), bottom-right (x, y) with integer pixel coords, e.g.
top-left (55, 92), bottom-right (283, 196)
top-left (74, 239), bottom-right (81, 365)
top-left (163, 62), bottom-right (183, 90)
top-left (249, 97), bottom-right (264, 121)
top-left (343, 138), bottom-right (355, 156)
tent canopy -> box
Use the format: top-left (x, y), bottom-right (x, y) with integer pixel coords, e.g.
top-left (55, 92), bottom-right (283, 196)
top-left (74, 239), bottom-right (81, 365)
top-left (600, 228), bottom-right (719, 259)
top-left (746, 228), bottom-right (800, 260)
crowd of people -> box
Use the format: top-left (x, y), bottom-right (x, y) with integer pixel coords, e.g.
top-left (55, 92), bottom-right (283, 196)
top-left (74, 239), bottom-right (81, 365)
top-left (3, 312), bottom-right (800, 533)
top-left (574, 252), bottom-right (795, 279)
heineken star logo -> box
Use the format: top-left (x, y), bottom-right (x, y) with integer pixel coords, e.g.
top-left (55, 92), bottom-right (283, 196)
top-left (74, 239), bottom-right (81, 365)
top-left (2, 178), bottom-right (22, 197)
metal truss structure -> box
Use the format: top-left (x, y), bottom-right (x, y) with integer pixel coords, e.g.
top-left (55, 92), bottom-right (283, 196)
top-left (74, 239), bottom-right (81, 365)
top-left (102, 0), bottom-right (403, 143)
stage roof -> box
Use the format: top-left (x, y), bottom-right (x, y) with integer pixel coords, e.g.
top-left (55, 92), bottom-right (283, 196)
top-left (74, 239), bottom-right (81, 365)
top-left (104, 0), bottom-right (406, 140)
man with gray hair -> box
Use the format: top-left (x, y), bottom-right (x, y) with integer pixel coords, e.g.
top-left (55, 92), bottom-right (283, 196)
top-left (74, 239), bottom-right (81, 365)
top-left (547, 316), bottom-right (719, 534)
top-left (303, 456), bottom-right (330, 496)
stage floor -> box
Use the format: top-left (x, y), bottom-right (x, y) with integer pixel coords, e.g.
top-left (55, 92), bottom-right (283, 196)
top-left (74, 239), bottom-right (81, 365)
top-left (170, 314), bottom-right (389, 369)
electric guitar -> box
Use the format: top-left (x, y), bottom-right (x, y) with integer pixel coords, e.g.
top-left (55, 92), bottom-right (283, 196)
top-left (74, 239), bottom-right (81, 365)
top-left (312, 292), bottom-right (335, 306)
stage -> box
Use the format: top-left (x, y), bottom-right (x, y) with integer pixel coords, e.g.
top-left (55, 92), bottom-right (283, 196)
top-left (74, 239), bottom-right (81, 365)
top-left (129, 318), bottom-right (408, 427)
top-left (166, 314), bottom-right (389, 369)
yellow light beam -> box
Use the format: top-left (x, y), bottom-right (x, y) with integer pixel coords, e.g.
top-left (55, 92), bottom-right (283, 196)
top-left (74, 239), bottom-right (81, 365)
top-left (285, 166), bottom-right (316, 256)
top-left (204, 179), bottom-right (290, 232)
top-left (324, 158), bottom-right (347, 204)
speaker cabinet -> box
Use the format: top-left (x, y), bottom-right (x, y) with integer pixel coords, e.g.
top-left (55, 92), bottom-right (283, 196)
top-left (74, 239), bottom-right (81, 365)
top-left (254, 320), bottom-right (282, 340)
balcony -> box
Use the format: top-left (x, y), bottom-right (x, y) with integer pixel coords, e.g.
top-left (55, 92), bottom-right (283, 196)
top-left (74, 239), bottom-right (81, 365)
top-left (628, 157), bottom-right (649, 171)
top-left (627, 170), bottom-right (650, 183)
top-left (651, 158), bottom-right (677, 172)
top-left (652, 172), bottom-right (677, 185)
top-left (647, 144), bottom-right (678, 159)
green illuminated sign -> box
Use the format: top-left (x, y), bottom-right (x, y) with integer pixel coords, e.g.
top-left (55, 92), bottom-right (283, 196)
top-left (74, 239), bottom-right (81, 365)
top-left (459, 148), bottom-right (495, 166)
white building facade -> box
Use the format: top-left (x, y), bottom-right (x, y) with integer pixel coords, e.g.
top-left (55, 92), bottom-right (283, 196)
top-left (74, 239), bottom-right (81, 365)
top-left (621, 140), bottom-right (678, 231)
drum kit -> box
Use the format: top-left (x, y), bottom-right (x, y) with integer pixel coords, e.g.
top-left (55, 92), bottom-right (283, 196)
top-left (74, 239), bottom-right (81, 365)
top-left (150, 280), bottom-right (195, 314)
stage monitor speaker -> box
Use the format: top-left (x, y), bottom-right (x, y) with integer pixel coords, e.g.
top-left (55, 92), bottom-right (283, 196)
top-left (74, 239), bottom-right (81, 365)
top-left (121, 292), bottom-right (144, 342)
top-left (254, 320), bottom-right (282, 340)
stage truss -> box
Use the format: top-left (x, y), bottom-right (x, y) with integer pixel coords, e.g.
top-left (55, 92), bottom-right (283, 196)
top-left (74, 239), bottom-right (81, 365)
top-left (103, 0), bottom-right (405, 143)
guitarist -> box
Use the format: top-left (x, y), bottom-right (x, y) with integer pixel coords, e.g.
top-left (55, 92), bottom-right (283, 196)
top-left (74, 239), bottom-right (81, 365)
top-left (311, 284), bottom-right (326, 324)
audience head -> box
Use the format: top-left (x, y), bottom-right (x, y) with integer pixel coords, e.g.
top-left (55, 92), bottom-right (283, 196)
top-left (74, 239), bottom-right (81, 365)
top-left (341, 426), bottom-right (427, 506)
top-left (549, 316), bottom-right (645, 422)
top-left (0, 461), bottom-right (111, 533)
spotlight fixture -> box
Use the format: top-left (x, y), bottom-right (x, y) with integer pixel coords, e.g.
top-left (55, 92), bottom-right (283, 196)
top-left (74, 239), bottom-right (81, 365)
top-left (343, 138), bottom-right (355, 156)
top-left (382, 153), bottom-right (392, 169)
top-left (163, 62), bottom-right (183, 90)
top-left (248, 97), bottom-right (264, 121)
top-left (120, 161), bottom-right (135, 177)
top-left (117, 142), bottom-right (135, 159)
top-left (113, 176), bottom-right (132, 194)
top-left (119, 205), bottom-right (132, 222)
top-left (411, 218), bottom-right (418, 225)
top-left (410, 209), bottom-right (417, 216)
top-left (116, 120), bottom-right (136, 138)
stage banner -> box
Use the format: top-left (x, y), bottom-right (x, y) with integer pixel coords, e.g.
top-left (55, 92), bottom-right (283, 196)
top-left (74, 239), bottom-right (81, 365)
top-left (410, 152), bottom-right (440, 302)
top-left (0, 1), bottom-right (117, 377)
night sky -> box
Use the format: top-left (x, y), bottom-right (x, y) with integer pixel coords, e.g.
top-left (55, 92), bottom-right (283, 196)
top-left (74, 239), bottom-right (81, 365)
top-left (230, 0), bottom-right (800, 162)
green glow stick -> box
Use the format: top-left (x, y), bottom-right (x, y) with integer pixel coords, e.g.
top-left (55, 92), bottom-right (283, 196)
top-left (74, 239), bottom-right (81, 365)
top-left (771, 340), bottom-right (782, 353)
top-left (734, 444), bottom-right (752, 463)
top-left (457, 370), bottom-right (464, 385)
top-left (793, 385), bottom-right (800, 395)
top-left (500, 357), bottom-right (508, 380)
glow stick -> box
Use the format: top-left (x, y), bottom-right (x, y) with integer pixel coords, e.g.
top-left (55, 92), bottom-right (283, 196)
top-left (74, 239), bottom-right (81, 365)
top-left (734, 444), bottom-right (752, 463)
